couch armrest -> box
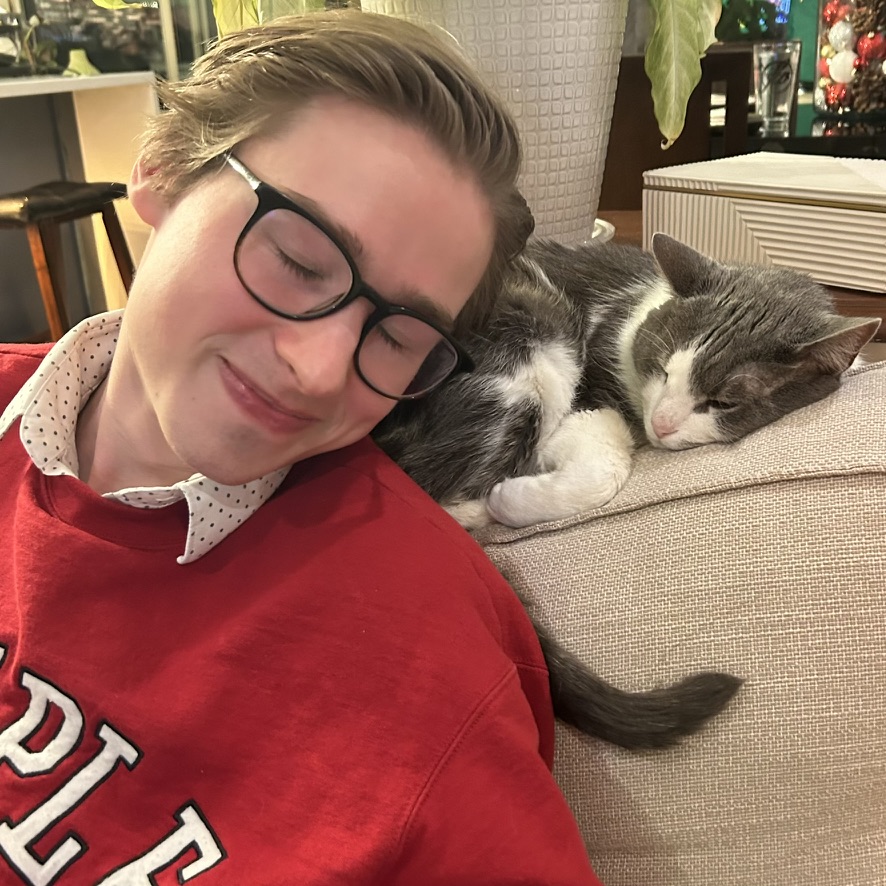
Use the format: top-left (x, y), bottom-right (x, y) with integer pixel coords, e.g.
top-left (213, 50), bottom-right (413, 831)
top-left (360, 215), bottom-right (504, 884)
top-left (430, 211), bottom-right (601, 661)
top-left (478, 362), bottom-right (886, 886)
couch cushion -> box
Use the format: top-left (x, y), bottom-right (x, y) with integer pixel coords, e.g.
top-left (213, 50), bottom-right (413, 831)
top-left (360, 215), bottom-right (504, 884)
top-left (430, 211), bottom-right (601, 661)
top-left (477, 361), bottom-right (886, 886)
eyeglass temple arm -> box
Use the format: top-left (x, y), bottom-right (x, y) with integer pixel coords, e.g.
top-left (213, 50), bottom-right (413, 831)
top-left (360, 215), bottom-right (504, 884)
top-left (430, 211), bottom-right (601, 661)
top-left (226, 154), bottom-right (261, 192)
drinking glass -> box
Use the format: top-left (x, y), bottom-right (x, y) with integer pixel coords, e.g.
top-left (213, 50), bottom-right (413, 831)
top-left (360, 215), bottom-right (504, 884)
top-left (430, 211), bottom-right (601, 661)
top-left (753, 40), bottom-right (802, 135)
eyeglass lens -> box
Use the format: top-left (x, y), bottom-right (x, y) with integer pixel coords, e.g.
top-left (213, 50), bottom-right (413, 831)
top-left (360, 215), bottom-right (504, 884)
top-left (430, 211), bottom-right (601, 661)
top-left (235, 208), bottom-right (459, 398)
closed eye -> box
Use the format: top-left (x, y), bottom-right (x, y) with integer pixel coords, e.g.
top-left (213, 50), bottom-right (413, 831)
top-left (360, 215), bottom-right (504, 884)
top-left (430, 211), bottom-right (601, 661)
top-left (694, 398), bottom-right (739, 413)
top-left (375, 324), bottom-right (406, 353)
top-left (276, 246), bottom-right (325, 282)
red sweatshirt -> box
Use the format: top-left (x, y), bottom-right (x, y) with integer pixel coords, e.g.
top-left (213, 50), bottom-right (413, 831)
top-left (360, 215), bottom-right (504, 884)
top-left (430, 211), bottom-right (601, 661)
top-left (0, 345), bottom-right (601, 885)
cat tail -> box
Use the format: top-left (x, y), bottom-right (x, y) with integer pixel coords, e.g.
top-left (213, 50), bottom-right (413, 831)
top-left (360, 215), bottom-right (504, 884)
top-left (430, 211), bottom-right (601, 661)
top-left (532, 616), bottom-right (742, 750)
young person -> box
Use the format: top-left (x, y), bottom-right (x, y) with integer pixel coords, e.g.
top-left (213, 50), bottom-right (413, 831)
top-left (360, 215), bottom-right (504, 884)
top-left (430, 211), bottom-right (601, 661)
top-left (0, 11), bottom-right (603, 884)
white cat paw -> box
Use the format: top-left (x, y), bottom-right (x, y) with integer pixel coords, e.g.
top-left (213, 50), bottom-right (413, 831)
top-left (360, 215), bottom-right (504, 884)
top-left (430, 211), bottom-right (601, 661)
top-left (487, 463), bottom-right (629, 528)
top-left (444, 499), bottom-right (494, 530)
top-left (485, 476), bottom-right (598, 527)
top-left (487, 478), bottom-right (541, 527)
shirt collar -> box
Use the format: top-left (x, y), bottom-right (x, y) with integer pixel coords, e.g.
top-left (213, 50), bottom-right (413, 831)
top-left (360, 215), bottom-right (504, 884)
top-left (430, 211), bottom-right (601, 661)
top-left (0, 311), bottom-right (289, 564)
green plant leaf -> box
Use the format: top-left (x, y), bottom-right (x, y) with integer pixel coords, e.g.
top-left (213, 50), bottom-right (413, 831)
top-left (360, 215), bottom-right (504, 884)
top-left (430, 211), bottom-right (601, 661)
top-left (212, 0), bottom-right (259, 36)
top-left (645, 0), bottom-right (722, 148)
top-left (212, 0), bottom-right (327, 35)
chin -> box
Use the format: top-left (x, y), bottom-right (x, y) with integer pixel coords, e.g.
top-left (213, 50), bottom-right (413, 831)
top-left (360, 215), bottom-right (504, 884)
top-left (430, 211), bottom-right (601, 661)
top-left (201, 468), bottom-right (265, 486)
top-left (176, 447), bottom-right (285, 488)
top-left (649, 436), bottom-right (694, 451)
top-left (168, 428), bottom-right (301, 487)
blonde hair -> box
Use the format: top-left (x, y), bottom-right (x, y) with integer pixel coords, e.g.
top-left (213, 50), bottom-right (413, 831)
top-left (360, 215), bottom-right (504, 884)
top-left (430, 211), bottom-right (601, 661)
top-left (141, 10), bottom-right (533, 330)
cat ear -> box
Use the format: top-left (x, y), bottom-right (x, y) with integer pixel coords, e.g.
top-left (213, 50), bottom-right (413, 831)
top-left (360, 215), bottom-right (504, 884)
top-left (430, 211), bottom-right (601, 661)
top-left (504, 188), bottom-right (535, 260)
top-left (794, 317), bottom-right (881, 374)
top-left (650, 234), bottom-right (719, 297)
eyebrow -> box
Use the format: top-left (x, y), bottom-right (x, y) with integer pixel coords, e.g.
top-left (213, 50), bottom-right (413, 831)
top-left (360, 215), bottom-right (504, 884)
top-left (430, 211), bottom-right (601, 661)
top-left (278, 187), bottom-right (458, 332)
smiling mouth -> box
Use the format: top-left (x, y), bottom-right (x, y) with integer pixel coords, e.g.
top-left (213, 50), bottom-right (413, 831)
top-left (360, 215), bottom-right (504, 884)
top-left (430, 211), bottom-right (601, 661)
top-left (220, 359), bottom-right (318, 433)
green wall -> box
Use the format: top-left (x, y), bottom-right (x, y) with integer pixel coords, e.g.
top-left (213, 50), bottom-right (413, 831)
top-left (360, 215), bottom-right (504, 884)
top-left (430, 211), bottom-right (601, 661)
top-left (788, 0), bottom-right (819, 85)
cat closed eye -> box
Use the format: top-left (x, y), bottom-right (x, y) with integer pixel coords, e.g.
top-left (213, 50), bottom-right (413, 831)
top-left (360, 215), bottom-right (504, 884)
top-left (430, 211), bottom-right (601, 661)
top-left (693, 399), bottom-right (737, 413)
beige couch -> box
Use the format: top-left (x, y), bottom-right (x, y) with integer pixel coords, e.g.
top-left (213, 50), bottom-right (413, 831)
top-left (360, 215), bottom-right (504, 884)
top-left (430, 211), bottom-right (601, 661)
top-left (477, 359), bottom-right (886, 886)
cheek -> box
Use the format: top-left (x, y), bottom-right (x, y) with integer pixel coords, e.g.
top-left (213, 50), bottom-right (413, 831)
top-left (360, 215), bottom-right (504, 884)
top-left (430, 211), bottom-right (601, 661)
top-left (714, 407), bottom-right (770, 444)
top-left (685, 412), bottom-right (723, 444)
top-left (335, 386), bottom-right (398, 446)
top-left (662, 413), bottom-right (724, 450)
top-left (131, 231), bottom-right (256, 342)
top-left (134, 185), bottom-right (251, 319)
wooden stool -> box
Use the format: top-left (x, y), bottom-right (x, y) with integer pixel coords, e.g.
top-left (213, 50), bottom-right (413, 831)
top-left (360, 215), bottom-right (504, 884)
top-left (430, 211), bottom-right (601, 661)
top-left (0, 181), bottom-right (135, 340)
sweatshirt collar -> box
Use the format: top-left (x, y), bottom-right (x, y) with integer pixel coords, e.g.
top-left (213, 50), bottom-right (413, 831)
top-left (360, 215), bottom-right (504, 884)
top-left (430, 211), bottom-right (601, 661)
top-left (0, 311), bottom-right (289, 563)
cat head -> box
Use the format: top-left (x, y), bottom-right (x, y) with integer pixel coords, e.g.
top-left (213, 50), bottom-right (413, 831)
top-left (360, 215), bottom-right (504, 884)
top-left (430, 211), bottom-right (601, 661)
top-left (632, 234), bottom-right (880, 451)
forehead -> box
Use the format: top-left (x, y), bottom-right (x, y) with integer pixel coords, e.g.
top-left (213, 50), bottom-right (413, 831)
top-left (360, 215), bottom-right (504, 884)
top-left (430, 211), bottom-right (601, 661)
top-left (234, 96), bottom-right (495, 324)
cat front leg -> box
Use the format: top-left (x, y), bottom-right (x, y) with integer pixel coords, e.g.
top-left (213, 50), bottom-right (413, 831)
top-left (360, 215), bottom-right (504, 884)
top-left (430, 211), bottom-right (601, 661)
top-left (486, 408), bottom-right (635, 527)
top-left (443, 498), bottom-right (495, 530)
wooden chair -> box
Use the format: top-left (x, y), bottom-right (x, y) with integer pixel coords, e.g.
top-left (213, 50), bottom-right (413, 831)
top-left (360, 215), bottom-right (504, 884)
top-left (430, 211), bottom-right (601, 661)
top-left (0, 181), bottom-right (135, 340)
top-left (598, 44), bottom-right (754, 211)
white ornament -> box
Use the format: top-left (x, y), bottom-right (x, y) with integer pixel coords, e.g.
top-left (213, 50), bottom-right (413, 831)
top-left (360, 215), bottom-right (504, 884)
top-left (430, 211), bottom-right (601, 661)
top-left (829, 49), bottom-right (858, 83)
top-left (828, 19), bottom-right (856, 52)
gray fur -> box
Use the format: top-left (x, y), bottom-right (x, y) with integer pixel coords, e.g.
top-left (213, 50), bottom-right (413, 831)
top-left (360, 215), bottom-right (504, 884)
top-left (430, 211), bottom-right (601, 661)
top-left (374, 234), bottom-right (879, 512)
top-left (377, 235), bottom-right (886, 750)
top-left (374, 235), bottom-right (877, 750)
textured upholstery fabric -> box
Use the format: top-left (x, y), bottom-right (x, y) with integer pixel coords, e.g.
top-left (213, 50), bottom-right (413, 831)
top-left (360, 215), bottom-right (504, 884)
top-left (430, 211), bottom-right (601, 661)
top-left (477, 360), bottom-right (886, 886)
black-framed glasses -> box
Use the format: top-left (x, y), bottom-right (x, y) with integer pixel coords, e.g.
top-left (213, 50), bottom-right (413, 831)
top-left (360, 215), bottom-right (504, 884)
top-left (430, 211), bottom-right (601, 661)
top-left (226, 154), bottom-right (474, 400)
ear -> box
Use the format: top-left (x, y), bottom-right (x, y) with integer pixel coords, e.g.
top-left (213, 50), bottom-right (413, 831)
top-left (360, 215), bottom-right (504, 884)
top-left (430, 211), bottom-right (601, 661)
top-left (650, 233), bottom-right (719, 297)
top-left (507, 189), bottom-right (535, 259)
top-left (127, 155), bottom-right (170, 228)
top-left (794, 317), bottom-right (881, 374)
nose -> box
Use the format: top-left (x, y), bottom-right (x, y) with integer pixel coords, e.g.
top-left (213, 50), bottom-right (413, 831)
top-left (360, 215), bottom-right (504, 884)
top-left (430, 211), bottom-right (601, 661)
top-left (651, 412), bottom-right (679, 439)
top-left (272, 304), bottom-right (366, 400)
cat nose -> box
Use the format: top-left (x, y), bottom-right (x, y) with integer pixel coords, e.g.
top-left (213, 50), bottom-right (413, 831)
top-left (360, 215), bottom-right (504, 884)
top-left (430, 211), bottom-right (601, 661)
top-left (651, 413), bottom-right (679, 438)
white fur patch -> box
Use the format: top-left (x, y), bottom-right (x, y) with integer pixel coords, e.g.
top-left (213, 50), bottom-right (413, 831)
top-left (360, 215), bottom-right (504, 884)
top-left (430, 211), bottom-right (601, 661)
top-left (617, 279), bottom-right (673, 415)
top-left (494, 340), bottom-right (579, 447)
top-left (584, 307), bottom-right (608, 339)
top-left (642, 347), bottom-right (721, 449)
top-left (519, 256), bottom-right (557, 294)
top-left (651, 412), bottom-right (721, 450)
top-left (445, 499), bottom-right (493, 530)
top-left (486, 408), bottom-right (635, 527)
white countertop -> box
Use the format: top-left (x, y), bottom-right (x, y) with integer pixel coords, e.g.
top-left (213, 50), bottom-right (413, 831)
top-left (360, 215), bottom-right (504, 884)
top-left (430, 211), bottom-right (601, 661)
top-left (0, 70), bottom-right (156, 99)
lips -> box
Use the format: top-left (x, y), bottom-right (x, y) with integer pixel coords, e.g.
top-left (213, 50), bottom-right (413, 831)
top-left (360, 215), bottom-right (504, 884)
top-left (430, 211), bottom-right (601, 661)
top-left (219, 358), bottom-right (318, 434)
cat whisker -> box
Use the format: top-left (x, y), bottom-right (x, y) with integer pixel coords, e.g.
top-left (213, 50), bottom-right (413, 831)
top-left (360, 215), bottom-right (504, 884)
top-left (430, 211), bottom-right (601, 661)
top-left (636, 325), bottom-right (673, 355)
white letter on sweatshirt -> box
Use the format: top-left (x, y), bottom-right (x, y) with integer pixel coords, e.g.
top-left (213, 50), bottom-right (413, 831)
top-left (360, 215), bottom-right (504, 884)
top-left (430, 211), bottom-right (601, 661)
top-left (0, 723), bottom-right (140, 886)
top-left (0, 672), bottom-right (84, 776)
top-left (98, 804), bottom-right (225, 884)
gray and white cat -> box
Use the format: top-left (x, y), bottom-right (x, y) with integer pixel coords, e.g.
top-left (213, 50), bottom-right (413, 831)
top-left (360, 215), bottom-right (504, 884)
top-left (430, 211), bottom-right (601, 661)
top-left (374, 234), bottom-right (877, 751)
top-left (375, 234), bottom-right (880, 530)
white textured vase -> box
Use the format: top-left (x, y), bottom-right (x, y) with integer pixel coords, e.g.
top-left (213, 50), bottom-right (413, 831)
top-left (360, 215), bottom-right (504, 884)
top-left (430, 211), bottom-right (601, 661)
top-left (360, 0), bottom-right (629, 243)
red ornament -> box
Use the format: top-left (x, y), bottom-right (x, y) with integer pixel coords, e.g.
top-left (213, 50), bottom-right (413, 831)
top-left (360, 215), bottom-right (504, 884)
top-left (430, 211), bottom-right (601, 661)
top-left (822, 0), bottom-right (851, 26)
top-left (856, 31), bottom-right (886, 63)
top-left (820, 57), bottom-right (833, 76)
top-left (825, 81), bottom-right (849, 108)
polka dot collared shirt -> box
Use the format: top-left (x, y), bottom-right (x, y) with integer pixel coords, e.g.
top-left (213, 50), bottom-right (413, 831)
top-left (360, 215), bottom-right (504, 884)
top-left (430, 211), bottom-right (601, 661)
top-left (0, 310), bottom-right (290, 564)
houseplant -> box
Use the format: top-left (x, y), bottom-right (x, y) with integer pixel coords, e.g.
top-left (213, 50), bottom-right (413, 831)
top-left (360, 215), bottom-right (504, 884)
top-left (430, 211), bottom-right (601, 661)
top-left (355, 0), bottom-right (723, 240)
top-left (94, 0), bottom-right (723, 240)
top-left (204, 0), bottom-right (723, 148)
top-left (646, 0), bottom-right (723, 147)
